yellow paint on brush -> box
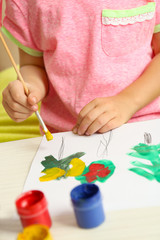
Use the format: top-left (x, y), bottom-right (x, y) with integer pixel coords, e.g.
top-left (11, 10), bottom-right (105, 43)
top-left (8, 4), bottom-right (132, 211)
top-left (17, 224), bottom-right (53, 240)
top-left (66, 158), bottom-right (85, 177)
top-left (45, 130), bottom-right (53, 141)
top-left (39, 167), bottom-right (65, 182)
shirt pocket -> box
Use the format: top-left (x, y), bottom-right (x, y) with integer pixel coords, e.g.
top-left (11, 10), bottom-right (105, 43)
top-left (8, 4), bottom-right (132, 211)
top-left (101, 2), bottom-right (156, 57)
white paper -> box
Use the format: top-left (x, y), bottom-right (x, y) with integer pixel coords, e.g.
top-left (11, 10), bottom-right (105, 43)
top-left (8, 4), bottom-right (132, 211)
top-left (23, 119), bottom-right (160, 219)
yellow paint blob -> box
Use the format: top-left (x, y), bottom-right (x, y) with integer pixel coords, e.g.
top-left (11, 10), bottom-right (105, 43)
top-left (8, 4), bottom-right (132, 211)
top-left (45, 130), bottom-right (53, 141)
top-left (17, 224), bottom-right (53, 240)
top-left (39, 167), bottom-right (65, 182)
top-left (66, 158), bottom-right (85, 177)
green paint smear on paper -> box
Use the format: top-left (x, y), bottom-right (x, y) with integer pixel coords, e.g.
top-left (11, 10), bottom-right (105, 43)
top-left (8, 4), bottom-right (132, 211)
top-left (40, 152), bottom-right (86, 180)
top-left (128, 143), bottom-right (160, 182)
top-left (41, 152), bottom-right (85, 171)
top-left (75, 160), bottom-right (116, 184)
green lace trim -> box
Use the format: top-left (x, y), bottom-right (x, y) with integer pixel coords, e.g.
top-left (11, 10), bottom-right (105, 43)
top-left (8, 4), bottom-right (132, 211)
top-left (102, 2), bottom-right (155, 18)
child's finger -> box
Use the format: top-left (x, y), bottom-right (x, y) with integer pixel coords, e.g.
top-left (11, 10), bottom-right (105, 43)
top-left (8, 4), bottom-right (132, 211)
top-left (76, 106), bottom-right (106, 135)
top-left (98, 118), bottom-right (120, 133)
top-left (73, 100), bottom-right (99, 135)
top-left (76, 100), bottom-right (97, 126)
top-left (27, 94), bottom-right (37, 105)
top-left (2, 100), bottom-right (33, 122)
top-left (3, 91), bottom-right (34, 113)
top-left (85, 112), bottom-right (115, 136)
top-left (27, 92), bottom-right (40, 110)
top-left (7, 81), bottom-right (34, 109)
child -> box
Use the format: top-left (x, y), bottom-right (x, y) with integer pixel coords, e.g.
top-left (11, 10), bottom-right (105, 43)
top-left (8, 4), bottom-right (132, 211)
top-left (2, 0), bottom-right (160, 136)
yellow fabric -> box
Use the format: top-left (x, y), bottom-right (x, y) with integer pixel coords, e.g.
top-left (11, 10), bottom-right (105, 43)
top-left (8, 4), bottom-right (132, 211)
top-left (0, 67), bottom-right (41, 142)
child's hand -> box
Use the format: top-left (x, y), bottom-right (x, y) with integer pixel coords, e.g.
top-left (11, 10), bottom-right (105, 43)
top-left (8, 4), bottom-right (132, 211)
top-left (2, 79), bottom-right (41, 122)
top-left (72, 95), bottom-right (135, 135)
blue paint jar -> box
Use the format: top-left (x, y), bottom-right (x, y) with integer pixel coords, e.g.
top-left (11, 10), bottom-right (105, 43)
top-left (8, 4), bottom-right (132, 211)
top-left (70, 183), bottom-right (105, 228)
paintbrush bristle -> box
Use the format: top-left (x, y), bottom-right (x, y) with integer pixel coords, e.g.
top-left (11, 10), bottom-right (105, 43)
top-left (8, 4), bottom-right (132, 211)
top-left (45, 130), bottom-right (53, 141)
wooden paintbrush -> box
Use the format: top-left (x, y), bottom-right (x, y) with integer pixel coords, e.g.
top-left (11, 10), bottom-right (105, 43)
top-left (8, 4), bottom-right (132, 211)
top-left (0, 32), bottom-right (53, 141)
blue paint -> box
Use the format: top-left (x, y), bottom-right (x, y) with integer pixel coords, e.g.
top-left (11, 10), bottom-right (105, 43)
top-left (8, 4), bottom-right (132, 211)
top-left (70, 183), bottom-right (105, 228)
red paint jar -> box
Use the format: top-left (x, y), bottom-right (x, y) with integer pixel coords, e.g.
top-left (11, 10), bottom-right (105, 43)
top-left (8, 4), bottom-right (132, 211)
top-left (15, 190), bottom-right (52, 228)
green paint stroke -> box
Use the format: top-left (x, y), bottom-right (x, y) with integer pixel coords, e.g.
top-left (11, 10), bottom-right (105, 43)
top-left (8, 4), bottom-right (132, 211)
top-left (128, 143), bottom-right (160, 182)
top-left (75, 160), bottom-right (116, 184)
top-left (41, 152), bottom-right (85, 179)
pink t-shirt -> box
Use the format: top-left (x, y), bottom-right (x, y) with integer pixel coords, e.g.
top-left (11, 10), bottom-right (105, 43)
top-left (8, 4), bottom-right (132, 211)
top-left (2, 0), bottom-right (160, 133)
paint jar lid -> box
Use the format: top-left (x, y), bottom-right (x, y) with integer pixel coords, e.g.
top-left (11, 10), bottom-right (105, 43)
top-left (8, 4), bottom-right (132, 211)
top-left (15, 190), bottom-right (48, 216)
top-left (17, 224), bottom-right (53, 240)
top-left (70, 183), bottom-right (101, 209)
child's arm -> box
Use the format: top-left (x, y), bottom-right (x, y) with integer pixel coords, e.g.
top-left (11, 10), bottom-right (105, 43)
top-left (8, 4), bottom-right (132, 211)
top-left (73, 32), bottom-right (160, 136)
top-left (2, 49), bottom-right (48, 122)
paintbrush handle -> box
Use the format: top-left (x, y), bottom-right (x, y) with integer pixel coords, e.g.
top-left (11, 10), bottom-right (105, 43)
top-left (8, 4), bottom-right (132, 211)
top-left (35, 111), bottom-right (48, 132)
top-left (0, 32), bottom-right (29, 95)
top-left (0, 31), bottom-right (48, 133)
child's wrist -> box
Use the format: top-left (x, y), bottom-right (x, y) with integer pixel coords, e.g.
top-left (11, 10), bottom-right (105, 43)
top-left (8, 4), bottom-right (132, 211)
top-left (117, 91), bottom-right (141, 115)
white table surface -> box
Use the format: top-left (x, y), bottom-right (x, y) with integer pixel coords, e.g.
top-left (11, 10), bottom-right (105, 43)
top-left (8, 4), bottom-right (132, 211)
top-left (0, 137), bottom-right (160, 240)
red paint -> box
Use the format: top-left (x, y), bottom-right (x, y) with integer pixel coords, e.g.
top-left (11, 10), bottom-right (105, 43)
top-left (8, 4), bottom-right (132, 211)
top-left (83, 172), bottom-right (97, 183)
top-left (83, 163), bottom-right (111, 183)
top-left (15, 190), bottom-right (52, 228)
top-left (97, 167), bottom-right (110, 178)
top-left (89, 164), bottom-right (105, 171)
